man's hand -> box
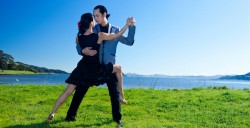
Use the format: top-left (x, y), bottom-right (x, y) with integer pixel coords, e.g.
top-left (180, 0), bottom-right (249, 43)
top-left (82, 47), bottom-right (97, 56)
top-left (129, 17), bottom-right (135, 26)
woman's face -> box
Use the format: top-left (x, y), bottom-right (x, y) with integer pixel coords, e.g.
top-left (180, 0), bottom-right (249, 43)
top-left (93, 9), bottom-right (105, 24)
top-left (91, 18), bottom-right (95, 27)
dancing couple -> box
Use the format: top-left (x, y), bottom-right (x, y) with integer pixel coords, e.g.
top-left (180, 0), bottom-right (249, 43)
top-left (46, 5), bottom-right (136, 127)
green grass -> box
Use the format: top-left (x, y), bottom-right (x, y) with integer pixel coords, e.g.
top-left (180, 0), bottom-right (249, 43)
top-left (0, 70), bottom-right (35, 74)
top-left (0, 85), bottom-right (249, 128)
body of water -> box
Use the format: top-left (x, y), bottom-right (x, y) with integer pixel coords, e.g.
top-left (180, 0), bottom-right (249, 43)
top-left (0, 74), bottom-right (249, 89)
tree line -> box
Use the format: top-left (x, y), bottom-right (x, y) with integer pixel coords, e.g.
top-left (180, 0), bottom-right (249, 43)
top-left (0, 50), bottom-right (67, 74)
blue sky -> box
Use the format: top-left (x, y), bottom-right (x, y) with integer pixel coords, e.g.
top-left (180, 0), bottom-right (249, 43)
top-left (1, 0), bottom-right (250, 75)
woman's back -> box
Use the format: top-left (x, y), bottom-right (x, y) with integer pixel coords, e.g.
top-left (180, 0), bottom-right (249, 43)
top-left (78, 33), bottom-right (100, 64)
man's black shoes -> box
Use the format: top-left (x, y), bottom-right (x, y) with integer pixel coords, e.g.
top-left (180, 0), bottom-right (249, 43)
top-left (116, 120), bottom-right (123, 127)
top-left (65, 116), bottom-right (76, 122)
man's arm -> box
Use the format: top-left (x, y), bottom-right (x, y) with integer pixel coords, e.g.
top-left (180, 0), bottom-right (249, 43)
top-left (117, 17), bottom-right (136, 46)
top-left (118, 25), bottom-right (136, 46)
top-left (76, 44), bottom-right (83, 55)
top-left (76, 37), bottom-right (97, 56)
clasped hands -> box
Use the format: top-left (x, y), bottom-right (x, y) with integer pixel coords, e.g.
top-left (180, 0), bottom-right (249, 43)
top-left (126, 17), bottom-right (135, 27)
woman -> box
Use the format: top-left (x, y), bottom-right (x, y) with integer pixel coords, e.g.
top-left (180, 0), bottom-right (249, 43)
top-left (46, 13), bottom-right (131, 122)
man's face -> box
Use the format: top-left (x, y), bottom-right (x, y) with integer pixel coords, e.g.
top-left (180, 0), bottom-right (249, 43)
top-left (93, 9), bottom-right (105, 24)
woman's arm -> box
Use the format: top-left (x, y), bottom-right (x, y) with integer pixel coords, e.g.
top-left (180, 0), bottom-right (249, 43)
top-left (97, 18), bottom-right (131, 44)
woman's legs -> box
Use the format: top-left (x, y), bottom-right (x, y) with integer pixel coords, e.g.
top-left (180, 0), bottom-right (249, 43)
top-left (46, 84), bottom-right (77, 122)
top-left (112, 65), bottom-right (127, 104)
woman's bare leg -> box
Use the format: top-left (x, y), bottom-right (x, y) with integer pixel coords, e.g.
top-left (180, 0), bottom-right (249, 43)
top-left (46, 84), bottom-right (76, 122)
top-left (112, 65), bottom-right (127, 104)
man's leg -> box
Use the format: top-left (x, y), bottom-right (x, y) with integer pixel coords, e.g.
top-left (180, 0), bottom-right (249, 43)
top-left (65, 85), bottom-right (90, 121)
top-left (106, 74), bottom-right (122, 122)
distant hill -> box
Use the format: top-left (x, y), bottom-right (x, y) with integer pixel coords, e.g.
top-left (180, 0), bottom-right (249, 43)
top-left (0, 50), bottom-right (67, 74)
top-left (219, 72), bottom-right (250, 80)
top-left (16, 62), bottom-right (68, 74)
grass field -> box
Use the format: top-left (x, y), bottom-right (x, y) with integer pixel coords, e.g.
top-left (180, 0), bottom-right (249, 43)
top-left (0, 85), bottom-right (249, 128)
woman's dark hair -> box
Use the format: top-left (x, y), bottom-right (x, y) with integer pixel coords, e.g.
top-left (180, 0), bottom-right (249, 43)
top-left (78, 13), bottom-right (93, 36)
top-left (94, 5), bottom-right (110, 19)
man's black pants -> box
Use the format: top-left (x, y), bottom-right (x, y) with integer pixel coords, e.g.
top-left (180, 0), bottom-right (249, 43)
top-left (66, 74), bottom-right (121, 122)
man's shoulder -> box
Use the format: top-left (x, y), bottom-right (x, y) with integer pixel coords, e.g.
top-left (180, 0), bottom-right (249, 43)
top-left (110, 24), bottom-right (120, 31)
top-left (93, 24), bottom-right (99, 29)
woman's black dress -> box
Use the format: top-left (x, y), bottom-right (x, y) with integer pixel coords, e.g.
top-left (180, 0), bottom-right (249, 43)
top-left (65, 33), bottom-right (113, 87)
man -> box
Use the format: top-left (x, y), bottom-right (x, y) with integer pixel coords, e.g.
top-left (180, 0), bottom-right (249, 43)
top-left (65, 5), bottom-right (136, 127)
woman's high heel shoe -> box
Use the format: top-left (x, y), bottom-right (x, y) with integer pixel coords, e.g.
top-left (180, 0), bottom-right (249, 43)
top-left (45, 114), bottom-right (54, 123)
top-left (120, 98), bottom-right (127, 104)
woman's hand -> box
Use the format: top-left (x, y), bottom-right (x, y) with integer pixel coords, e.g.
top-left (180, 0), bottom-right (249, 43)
top-left (75, 36), bottom-right (79, 44)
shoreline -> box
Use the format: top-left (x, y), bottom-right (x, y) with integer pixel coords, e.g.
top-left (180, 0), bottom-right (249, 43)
top-left (0, 84), bottom-right (249, 91)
